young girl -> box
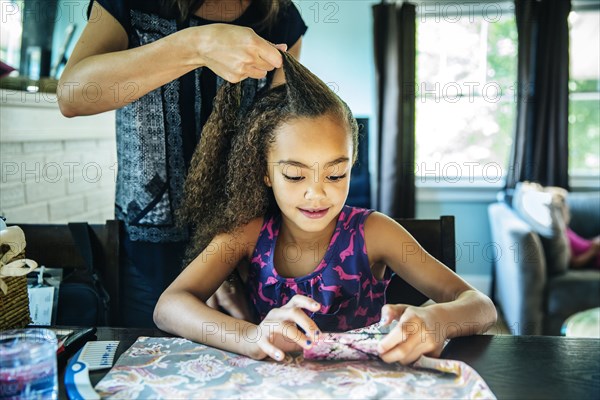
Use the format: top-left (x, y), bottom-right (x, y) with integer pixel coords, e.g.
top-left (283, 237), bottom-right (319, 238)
top-left (154, 52), bottom-right (497, 365)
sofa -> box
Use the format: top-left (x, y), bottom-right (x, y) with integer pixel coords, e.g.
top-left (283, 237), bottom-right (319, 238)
top-left (488, 190), bottom-right (600, 335)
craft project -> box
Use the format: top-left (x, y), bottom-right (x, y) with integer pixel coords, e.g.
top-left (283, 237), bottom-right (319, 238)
top-left (95, 329), bottom-right (496, 399)
top-left (303, 332), bottom-right (381, 361)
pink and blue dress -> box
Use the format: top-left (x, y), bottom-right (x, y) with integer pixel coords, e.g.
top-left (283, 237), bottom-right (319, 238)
top-left (246, 205), bottom-right (392, 332)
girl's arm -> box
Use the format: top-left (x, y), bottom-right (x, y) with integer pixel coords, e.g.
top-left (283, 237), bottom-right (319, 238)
top-left (153, 218), bottom-right (320, 361)
top-left (58, 2), bottom-right (285, 117)
top-left (364, 212), bottom-right (497, 364)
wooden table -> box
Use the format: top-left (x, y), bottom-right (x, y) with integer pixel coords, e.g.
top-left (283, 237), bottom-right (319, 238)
top-left (59, 328), bottom-right (600, 399)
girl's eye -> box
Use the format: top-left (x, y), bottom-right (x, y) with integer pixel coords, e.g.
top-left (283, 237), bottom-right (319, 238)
top-left (327, 174), bottom-right (347, 182)
top-left (283, 174), bottom-right (304, 182)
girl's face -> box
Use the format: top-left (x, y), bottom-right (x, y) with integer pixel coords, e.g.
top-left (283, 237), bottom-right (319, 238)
top-left (265, 114), bottom-right (354, 234)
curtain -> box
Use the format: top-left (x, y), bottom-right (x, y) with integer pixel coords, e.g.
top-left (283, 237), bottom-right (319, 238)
top-left (373, 2), bottom-right (416, 218)
top-left (506, 0), bottom-right (571, 190)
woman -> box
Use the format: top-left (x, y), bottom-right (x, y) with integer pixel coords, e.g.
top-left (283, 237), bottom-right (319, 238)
top-left (58, 0), bottom-right (307, 327)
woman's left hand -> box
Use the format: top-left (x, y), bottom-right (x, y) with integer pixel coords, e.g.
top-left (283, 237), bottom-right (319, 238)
top-left (377, 304), bottom-right (446, 365)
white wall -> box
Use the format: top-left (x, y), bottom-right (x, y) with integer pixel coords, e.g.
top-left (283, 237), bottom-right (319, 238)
top-left (298, 0), bottom-right (378, 117)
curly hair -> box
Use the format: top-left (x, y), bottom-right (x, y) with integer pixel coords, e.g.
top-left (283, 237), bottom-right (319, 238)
top-left (179, 52), bottom-right (358, 264)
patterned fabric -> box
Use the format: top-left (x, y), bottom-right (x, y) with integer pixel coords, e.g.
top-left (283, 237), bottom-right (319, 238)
top-left (303, 332), bottom-right (382, 361)
top-left (92, 0), bottom-right (308, 242)
top-left (247, 206), bottom-right (392, 332)
top-left (95, 333), bottom-right (497, 399)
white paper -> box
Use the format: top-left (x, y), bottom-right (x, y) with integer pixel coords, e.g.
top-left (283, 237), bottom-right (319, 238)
top-left (28, 286), bottom-right (55, 325)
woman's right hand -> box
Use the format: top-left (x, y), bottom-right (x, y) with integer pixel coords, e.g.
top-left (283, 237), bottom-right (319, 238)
top-left (247, 295), bottom-right (321, 361)
top-left (58, 2), bottom-right (288, 117)
top-left (193, 24), bottom-right (286, 83)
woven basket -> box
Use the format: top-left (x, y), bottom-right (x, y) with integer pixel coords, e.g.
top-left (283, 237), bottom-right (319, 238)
top-left (0, 275), bottom-right (31, 330)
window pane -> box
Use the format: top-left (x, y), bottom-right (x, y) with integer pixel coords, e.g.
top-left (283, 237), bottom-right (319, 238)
top-left (416, 97), bottom-right (514, 179)
top-left (0, 0), bottom-right (23, 71)
top-left (569, 10), bottom-right (600, 176)
top-left (569, 97), bottom-right (600, 173)
top-left (416, 14), bottom-right (517, 179)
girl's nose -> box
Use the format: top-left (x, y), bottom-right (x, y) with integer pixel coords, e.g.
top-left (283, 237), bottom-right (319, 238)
top-left (305, 180), bottom-right (326, 200)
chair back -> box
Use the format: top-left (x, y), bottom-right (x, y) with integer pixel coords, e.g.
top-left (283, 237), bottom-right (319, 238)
top-left (18, 220), bottom-right (122, 325)
top-left (385, 216), bottom-right (456, 306)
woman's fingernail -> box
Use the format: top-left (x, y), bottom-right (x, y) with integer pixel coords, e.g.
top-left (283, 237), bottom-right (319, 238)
top-left (275, 352), bottom-right (283, 360)
top-left (380, 316), bottom-right (388, 324)
top-left (306, 340), bottom-right (312, 346)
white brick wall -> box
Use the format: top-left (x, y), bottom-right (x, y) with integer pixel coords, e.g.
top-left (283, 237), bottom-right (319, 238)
top-left (1, 89), bottom-right (116, 224)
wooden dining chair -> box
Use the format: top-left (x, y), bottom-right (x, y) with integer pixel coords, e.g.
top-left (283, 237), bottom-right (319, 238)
top-left (18, 220), bottom-right (122, 326)
top-left (385, 216), bottom-right (456, 306)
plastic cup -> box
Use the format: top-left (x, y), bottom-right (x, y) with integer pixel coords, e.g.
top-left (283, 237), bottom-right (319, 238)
top-left (0, 328), bottom-right (58, 400)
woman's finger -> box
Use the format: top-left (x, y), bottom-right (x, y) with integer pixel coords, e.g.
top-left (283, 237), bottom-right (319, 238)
top-left (273, 43), bottom-right (288, 52)
top-left (244, 66), bottom-right (269, 80)
top-left (256, 42), bottom-right (283, 68)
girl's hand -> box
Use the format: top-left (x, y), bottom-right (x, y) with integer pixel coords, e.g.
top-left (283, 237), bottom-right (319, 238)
top-left (249, 295), bottom-right (321, 361)
top-left (194, 24), bottom-right (287, 83)
top-left (377, 304), bottom-right (445, 365)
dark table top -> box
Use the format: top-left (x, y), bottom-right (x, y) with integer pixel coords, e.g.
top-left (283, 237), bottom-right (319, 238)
top-left (59, 328), bottom-right (600, 399)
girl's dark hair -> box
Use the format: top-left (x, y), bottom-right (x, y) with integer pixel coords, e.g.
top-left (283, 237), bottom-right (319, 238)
top-left (161, 0), bottom-right (281, 30)
top-left (179, 52), bottom-right (358, 264)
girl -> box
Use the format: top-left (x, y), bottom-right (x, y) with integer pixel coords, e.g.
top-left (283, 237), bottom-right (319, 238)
top-left (154, 52), bottom-right (497, 365)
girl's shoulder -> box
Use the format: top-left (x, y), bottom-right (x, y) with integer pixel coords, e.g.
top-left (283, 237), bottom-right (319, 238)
top-left (363, 211), bottom-right (412, 244)
top-left (364, 210), bottom-right (410, 229)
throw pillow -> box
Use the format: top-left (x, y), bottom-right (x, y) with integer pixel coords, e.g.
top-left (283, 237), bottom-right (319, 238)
top-left (512, 182), bottom-right (571, 275)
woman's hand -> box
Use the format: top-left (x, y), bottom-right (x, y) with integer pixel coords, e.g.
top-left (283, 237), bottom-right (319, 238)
top-left (247, 295), bottom-right (321, 361)
top-left (193, 24), bottom-right (287, 83)
top-left (377, 304), bottom-right (446, 365)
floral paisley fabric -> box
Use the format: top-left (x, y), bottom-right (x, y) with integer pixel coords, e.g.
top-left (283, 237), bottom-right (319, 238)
top-left (246, 206), bottom-right (392, 332)
top-left (95, 334), bottom-right (497, 399)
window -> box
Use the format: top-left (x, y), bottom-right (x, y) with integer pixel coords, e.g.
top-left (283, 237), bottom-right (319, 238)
top-left (0, 0), bottom-right (23, 72)
top-left (415, 5), bottom-right (517, 182)
top-left (568, 9), bottom-right (600, 177)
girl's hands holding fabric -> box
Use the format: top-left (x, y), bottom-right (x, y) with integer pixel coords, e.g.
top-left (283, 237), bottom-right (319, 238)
top-left (249, 295), bottom-right (321, 362)
top-left (377, 304), bottom-right (445, 365)
top-left (194, 24), bottom-right (287, 83)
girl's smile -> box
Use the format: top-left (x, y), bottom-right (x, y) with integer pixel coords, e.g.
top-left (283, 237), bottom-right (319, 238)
top-left (298, 207), bottom-right (330, 219)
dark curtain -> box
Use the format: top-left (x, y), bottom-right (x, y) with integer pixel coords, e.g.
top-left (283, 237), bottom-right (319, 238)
top-left (20, 0), bottom-right (58, 79)
top-left (506, 0), bottom-right (571, 190)
top-left (373, 2), bottom-right (416, 218)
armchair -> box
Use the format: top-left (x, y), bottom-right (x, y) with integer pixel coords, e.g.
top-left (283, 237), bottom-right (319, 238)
top-left (488, 191), bottom-right (600, 335)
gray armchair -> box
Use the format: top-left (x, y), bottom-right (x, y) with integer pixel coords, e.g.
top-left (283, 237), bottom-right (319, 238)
top-left (488, 191), bottom-right (600, 335)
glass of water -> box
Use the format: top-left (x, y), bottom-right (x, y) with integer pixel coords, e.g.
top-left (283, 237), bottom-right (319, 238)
top-left (0, 328), bottom-right (58, 399)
